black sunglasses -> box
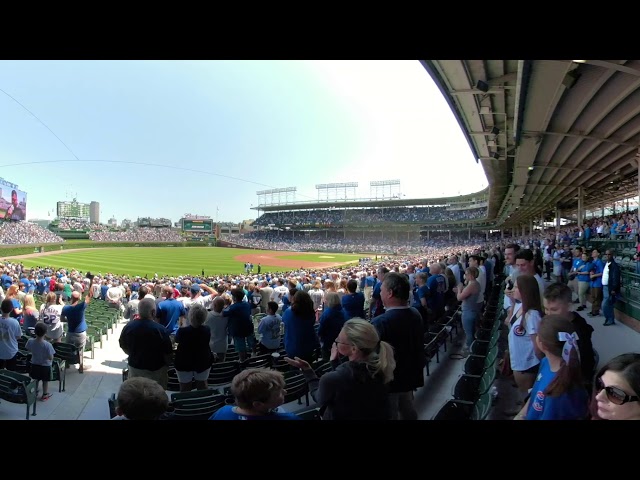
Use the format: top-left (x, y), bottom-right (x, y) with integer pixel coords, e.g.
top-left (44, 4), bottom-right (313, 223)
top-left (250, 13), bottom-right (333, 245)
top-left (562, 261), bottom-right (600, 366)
top-left (596, 378), bottom-right (640, 405)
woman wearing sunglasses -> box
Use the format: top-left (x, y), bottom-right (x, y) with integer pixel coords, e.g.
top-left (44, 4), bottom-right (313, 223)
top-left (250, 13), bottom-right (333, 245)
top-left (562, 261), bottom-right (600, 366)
top-left (591, 353), bottom-right (640, 420)
top-left (285, 318), bottom-right (395, 420)
top-left (514, 315), bottom-right (589, 420)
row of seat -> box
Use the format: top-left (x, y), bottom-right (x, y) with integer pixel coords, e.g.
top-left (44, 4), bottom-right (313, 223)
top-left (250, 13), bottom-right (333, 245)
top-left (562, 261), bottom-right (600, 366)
top-left (431, 277), bottom-right (505, 420)
top-left (111, 357), bottom-right (334, 420)
top-left (0, 369), bottom-right (38, 420)
top-left (424, 310), bottom-right (461, 376)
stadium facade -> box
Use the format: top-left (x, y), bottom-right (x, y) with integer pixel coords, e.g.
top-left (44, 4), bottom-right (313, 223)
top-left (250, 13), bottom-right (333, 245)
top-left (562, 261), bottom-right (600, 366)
top-left (250, 186), bottom-right (496, 242)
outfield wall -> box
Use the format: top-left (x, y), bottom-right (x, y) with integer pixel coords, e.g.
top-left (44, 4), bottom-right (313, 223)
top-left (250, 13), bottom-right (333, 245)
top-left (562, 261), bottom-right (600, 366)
top-left (0, 241), bottom-right (213, 258)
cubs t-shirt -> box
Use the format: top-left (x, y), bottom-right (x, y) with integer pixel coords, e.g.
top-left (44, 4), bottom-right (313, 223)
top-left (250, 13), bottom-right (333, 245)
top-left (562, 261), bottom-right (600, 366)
top-left (508, 304), bottom-right (542, 372)
top-left (0, 316), bottom-right (22, 360)
top-left (210, 405), bottom-right (299, 420)
top-left (525, 357), bottom-right (589, 420)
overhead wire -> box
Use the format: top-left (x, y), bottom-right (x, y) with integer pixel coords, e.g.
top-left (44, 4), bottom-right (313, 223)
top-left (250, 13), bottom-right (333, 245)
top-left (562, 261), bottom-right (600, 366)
top-left (0, 87), bottom-right (81, 161)
top-left (0, 87), bottom-right (317, 199)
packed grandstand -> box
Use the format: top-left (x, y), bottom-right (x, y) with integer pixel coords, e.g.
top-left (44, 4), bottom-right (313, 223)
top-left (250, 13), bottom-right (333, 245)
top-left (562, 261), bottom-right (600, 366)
top-left (1, 212), bottom-right (638, 421)
top-left (1, 187), bottom-right (639, 422)
top-left (0, 188), bottom-right (493, 251)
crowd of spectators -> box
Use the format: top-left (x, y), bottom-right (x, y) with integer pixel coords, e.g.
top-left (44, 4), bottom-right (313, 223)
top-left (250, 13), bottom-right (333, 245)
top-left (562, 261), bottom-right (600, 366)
top-left (224, 231), bottom-right (487, 255)
top-left (1, 221), bottom-right (638, 421)
top-left (56, 220), bottom-right (109, 231)
top-left (89, 228), bottom-right (184, 243)
top-left (0, 221), bottom-right (64, 245)
top-left (253, 205), bottom-right (487, 227)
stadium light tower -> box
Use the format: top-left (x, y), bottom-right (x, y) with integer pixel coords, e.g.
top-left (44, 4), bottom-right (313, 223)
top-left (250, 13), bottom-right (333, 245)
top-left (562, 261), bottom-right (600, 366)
top-left (256, 187), bottom-right (297, 206)
top-left (316, 182), bottom-right (358, 201)
top-left (370, 180), bottom-right (400, 200)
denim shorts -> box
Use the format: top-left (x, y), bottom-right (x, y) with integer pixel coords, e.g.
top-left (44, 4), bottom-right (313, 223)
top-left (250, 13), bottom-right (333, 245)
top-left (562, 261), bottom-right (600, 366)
top-left (233, 336), bottom-right (255, 353)
top-left (176, 368), bottom-right (211, 383)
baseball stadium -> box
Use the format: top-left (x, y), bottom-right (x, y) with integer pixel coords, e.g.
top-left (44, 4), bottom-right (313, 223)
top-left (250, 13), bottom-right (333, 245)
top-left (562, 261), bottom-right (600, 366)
top-left (1, 59), bottom-right (640, 424)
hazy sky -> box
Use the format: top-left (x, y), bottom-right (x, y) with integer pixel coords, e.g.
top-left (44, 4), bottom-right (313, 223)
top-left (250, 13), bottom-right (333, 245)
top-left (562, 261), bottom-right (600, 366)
top-left (0, 60), bottom-right (488, 224)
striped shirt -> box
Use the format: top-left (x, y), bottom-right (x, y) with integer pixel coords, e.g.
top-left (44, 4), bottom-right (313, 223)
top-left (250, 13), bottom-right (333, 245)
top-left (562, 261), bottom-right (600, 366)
top-left (508, 303), bottom-right (542, 372)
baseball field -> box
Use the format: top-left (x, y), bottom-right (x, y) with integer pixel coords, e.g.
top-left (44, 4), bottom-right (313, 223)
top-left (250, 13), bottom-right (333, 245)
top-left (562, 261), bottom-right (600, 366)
top-left (9, 246), bottom-right (364, 277)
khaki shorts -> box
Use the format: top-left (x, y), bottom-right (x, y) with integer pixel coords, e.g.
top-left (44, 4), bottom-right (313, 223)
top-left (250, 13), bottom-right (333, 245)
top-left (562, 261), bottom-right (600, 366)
top-left (65, 331), bottom-right (87, 353)
top-left (128, 365), bottom-right (169, 390)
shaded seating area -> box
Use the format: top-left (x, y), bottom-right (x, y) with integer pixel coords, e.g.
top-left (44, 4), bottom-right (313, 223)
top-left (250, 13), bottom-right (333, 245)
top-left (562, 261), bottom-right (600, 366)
top-left (431, 278), bottom-right (504, 420)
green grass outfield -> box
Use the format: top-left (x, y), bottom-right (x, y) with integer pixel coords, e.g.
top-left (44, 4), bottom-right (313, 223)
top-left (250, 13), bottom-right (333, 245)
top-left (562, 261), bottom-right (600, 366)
top-left (16, 247), bottom-right (363, 277)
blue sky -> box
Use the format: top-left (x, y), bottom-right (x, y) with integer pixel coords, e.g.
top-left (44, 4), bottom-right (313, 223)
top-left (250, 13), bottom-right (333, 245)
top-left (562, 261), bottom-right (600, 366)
top-left (0, 60), bottom-right (487, 224)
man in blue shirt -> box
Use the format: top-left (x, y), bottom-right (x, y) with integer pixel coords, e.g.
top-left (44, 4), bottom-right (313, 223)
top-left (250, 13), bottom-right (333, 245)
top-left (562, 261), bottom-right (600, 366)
top-left (156, 285), bottom-right (186, 336)
top-left (1, 272), bottom-right (12, 290)
top-left (61, 287), bottom-right (93, 373)
top-left (589, 249), bottom-right (604, 317)
top-left (425, 264), bottom-right (447, 319)
top-left (36, 276), bottom-right (47, 295)
top-left (370, 266), bottom-right (389, 319)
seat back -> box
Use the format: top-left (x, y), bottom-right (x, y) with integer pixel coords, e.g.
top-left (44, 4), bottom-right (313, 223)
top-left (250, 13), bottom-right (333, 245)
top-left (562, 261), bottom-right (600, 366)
top-left (170, 394), bottom-right (227, 420)
top-left (313, 361), bottom-right (332, 378)
top-left (478, 364), bottom-right (496, 395)
top-left (283, 371), bottom-right (308, 404)
top-left (432, 400), bottom-right (473, 420)
top-left (53, 342), bottom-right (80, 364)
top-left (471, 391), bottom-right (492, 420)
top-left (108, 393), bottom-right (118, 419)
top-left (208, 361), bottom-right (241, 386)
top-left (0, 369), bottom-right (37, 406)
top-left (296, 407), bottom-right (321, 420)
top-left (170, 388), bottom-right (220, 403)
top-left (167, 368), bottom-right (182, 392)
top-left (240, 354), bottom-right (272, 370)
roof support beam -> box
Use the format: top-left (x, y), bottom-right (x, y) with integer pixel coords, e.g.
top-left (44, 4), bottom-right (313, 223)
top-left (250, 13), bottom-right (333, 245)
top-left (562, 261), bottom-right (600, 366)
top-left (513, 60), bottom-right (532, 146)
top-left (582, 60), bottom-right (640, 77)
top-left (523, 130), bottom-right (639, 147)
top-left (487, 72), bottom-right (518, 85)
top-left (449, 87), bottom-right (515, 95)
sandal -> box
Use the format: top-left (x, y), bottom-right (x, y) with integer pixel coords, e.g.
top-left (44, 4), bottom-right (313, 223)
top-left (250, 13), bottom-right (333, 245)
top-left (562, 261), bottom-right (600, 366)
top-left (41, 393), bottom-right (53, 402)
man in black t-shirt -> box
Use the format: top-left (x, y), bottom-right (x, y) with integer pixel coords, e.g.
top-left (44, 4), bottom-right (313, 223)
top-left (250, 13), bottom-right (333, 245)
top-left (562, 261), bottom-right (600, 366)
top-left (119, 298), bottom-right (173, 389)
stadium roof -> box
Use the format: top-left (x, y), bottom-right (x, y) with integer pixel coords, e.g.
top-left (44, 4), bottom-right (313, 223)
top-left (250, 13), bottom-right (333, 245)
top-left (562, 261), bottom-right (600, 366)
top-left (252, 188), bottom-right (489, 212)
top-left (421, 60), bottom-right (640, 228)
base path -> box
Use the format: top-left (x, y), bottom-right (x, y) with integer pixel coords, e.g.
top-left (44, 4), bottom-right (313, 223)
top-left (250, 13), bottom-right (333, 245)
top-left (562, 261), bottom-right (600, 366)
top-left (233, 251), bottom-right (351, 270)
top-left (1, 248), bottom-right (100, 260)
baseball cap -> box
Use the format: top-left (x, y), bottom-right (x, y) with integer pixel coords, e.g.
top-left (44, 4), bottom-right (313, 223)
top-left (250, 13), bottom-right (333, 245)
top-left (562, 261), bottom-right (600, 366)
top-left (190, 285), bottom-right (201, 295)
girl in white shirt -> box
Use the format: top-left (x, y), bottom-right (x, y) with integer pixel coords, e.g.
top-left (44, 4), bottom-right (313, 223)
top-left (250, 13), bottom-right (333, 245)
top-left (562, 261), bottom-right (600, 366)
top-left (508, 274), bottom-right (544, 393)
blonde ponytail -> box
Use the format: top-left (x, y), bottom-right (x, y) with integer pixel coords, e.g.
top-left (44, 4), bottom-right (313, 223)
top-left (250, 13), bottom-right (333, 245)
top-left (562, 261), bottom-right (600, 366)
top-left (376, 340), bottom-right (396, 384)
top-left (342, 318), bottom-right (396, 384)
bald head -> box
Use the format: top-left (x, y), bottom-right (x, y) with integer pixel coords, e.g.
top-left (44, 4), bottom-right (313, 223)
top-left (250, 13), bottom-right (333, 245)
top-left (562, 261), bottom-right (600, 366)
top-left (71, 291), bottom-right (81, 303)
top-left (429, 263), bottom-right (442, 275)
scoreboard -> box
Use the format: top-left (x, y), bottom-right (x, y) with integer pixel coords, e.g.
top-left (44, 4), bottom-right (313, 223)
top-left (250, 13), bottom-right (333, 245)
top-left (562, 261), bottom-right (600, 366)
top-left (182, 219), bottom-right (213, 232)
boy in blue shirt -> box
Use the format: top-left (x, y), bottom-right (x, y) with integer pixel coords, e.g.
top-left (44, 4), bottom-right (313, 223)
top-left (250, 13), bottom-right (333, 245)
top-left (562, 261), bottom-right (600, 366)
top-left (26, 322), bottom-right (56, 401)
top-left (211, 368), bottom-right (299, 420)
